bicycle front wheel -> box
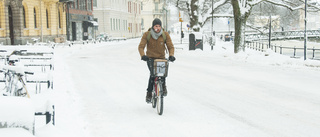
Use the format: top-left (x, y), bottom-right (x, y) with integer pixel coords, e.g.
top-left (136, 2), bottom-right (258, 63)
top-left (152, 92), bottom-right (157, 108)
top-left (156, 83), bottom-right (164, 115)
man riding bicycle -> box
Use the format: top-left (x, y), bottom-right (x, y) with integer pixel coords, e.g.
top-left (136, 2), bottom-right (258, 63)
top-left (138, 18), bottom-right (176, 102)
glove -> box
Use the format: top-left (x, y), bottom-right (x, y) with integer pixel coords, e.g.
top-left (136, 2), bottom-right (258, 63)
top-left (169, 56), bottom-right (176, 62)
top-left (141, 55), bottom-right (149, 61)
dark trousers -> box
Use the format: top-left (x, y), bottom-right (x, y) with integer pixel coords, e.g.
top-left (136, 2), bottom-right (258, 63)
top-left (147, 59), bottom-right (165, 92)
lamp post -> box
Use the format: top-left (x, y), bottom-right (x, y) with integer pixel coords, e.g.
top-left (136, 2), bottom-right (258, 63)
top-left (304, 0), bottom-right (307, 60)
top-left (269, 15), bottom-right (271, 49)
top-left (211, 0), bottom-right (213, 33)
top-left (211, 0), bottom-right (214, 51)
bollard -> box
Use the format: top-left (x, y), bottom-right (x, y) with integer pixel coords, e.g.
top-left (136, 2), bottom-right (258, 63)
top-left (312, 47), bottom-right (315, 59)
top-left (52, 105), bottom-right (55, 125)
top-left (45, 112), bottom-right (51, 124)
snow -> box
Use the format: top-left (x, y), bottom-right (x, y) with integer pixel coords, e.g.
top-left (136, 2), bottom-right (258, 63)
top-left (0, 97), bottom-right (35, 134)
top-left (1, 33), bottom-right (320, 136)
top-left (0, 128), bottom-right (35, 137)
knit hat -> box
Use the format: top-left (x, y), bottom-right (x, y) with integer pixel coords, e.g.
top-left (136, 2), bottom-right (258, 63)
top-left (152, 18), bottom-right (162, 28)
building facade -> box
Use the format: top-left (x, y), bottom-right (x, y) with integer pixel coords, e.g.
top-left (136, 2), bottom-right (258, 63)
top-left (0, 0), bottom-right (67, 45)
top-left (299, 9), bottom-right (320, 30)
top-left (65, 0), bottom-right (96, 41)
top-left (93, 0), bottom-right (142, 39)
top-left (141, 0), bottom-right (169, 33)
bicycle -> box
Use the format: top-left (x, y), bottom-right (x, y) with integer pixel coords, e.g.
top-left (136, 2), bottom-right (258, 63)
top-left (1, 56), bottom-right (33, 98)
top-left (147, 59), bottom-right (170, 115)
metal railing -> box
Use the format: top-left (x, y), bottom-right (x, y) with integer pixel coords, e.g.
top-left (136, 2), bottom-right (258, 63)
top-left (245, 41), bottom-right (320, 60)
top-left (246, 30), bottom-right (320, 41)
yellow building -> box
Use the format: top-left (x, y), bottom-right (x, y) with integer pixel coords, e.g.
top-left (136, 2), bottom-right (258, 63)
top-left (0, 0), bottom-right (66, 45)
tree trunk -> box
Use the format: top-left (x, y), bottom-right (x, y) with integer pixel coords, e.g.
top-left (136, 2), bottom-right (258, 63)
top-left (190, 0), bottom-right (199, 31)
top-left (231, 0), bottom-right (247, 53)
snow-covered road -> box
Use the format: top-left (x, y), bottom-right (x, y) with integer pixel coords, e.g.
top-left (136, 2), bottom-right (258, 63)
top-left (54, 37), bottom-right (320, 137)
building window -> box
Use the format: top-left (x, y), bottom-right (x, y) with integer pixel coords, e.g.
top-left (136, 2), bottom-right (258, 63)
top-left (93, 0), bottom-right (97, 7)
top-left (141, 18), bottom-right (144, 30)
top-left (88, 0), bottom-right (92, 10)
top-left (118, 19), bottom-right (120, 30)
top-left (34, 8), bottom-right (37, 28)
top-left (113, 19), bottom-right (116, 30)
top-left (128, 2), bottom-right (130, 13)
top-left (155, 3), bottom-right (158, 11)
top-left (58, 10), bottom-right (61, 29)
top-left (110, 18), bottom-right (112, 30)
top-left (46, 9), bottom-right (49, 28)
top-left (23, 6), bottom-right (26, 28)
top-left (76, 0), bottom-right (79, 9)
top-left (141, 2), bottom-right (143, 10)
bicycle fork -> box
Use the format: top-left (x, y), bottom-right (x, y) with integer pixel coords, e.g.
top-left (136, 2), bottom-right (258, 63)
top-left (154, 77), bottom-right (164, 97)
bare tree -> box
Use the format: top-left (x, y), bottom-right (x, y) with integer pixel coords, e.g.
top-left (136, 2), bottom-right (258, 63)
top-left (230, 0), bottom-right (318, 53)
top-left (169, 0), bottom-right (230, 31)
top-left (169, 0), bottom-right (320, 53)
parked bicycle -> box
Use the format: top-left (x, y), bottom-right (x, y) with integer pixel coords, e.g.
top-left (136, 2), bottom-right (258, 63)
top-left (148, 59), bottom-right (170, 115)
top-left (1, 55), bottom-right (33, 98)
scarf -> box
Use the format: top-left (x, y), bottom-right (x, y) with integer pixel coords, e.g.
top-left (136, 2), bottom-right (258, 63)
top-left (150, 28), bottom-right (163, 40)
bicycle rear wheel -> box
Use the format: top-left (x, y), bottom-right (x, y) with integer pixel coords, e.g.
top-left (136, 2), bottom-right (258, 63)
top-left (156, 83), bottom-right (164, 115)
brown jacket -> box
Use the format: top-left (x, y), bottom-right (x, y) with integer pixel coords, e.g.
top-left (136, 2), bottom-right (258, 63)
top-left (138, 29), bottom-right (174, 59)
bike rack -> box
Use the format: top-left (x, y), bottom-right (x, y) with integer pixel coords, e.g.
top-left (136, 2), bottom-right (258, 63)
top-left (34, 105), bottom-right (55, 125)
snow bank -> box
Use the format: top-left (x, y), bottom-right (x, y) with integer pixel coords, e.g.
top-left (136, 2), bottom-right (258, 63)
top-left (36, 124), bottom-right (74, 137)
top-left (0, 96), bottom-right (35, 134)
top-left (0, 128), bottom-right (35, 137)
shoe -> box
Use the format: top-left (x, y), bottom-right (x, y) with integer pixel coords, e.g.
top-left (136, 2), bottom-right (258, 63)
top-left (146, 92), bottom-right (152, 103)
top-left (163, 85), bottom-right (167, 96)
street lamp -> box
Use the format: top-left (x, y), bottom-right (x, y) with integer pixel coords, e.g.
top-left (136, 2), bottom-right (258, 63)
top-left (267, 9), bottom-right (272, 49)
top-left (304, 0), bottom-right (307, 60)
top-left (211, 0), bottom-right (213, 33)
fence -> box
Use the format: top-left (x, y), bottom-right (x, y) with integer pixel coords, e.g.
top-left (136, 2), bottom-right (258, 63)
top-left (245, 41), bottom-right (320, 60)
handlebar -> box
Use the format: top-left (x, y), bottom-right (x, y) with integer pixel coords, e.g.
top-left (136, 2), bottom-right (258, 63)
top-left (147, 58), bottom-right (174, 62)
